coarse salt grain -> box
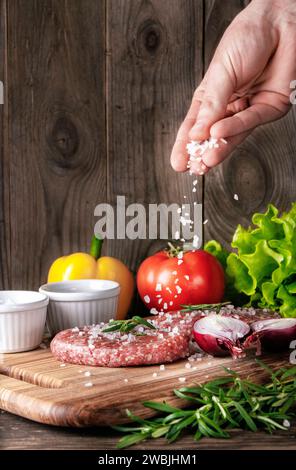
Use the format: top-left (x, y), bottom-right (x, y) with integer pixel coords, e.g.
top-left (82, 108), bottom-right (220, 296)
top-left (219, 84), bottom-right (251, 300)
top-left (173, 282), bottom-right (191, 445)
top-left (203, 219), bottom-right (208, 225)
top-left (155, 283), bottom-right (162, 291)
top-left (150, 308), bottom-right (158, 315)
top-left (177, 260), bottom-right (183, 265)
top-left (185, 363), bottom-right (191, 369)
top-left (175, 230), bottom-right (180, 239)
top-left (234, 194), bottom-right (239, 201)
top-left (160, 365), bottom-right (165, 371)
top-left (184, 275), bottom-right (189, 281)
top-left (193, 234), bottom-right (199, 248)
top-left (60, 363), bottom-right (66, 367)
top-left (283, 419), bottom-right (290, 428)
top-left (144, 295), bottom-right (150, 303)
top-left (124, 378), bottom-right (129, 383)
top-left (84, 382), bottom-right (93, 387)
top-left (178, 377), bottom-right (186, 383)
top-left (163, 303), bottom-right (168, 309)
top-left (84, 371), bottom-right (91, 377)
top-left (176, 285), bottom-right (182, 294)
top-left (152, 372), bottom-right (158, 378)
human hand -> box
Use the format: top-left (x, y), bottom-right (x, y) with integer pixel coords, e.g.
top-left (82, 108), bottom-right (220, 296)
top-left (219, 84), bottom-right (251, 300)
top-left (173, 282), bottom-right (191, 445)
top-left (171, 0), bottom-right (296, 175)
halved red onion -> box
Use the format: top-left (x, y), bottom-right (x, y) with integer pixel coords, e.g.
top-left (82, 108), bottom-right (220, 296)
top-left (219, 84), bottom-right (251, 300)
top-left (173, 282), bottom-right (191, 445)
top-left (244, 318), bottom-right (296, 353)
top-left (193, 314), bottom-right (250, 358)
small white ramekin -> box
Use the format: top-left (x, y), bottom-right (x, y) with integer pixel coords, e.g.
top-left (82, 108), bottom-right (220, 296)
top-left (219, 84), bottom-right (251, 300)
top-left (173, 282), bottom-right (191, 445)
top-left (0, 291), bottom-right (49, 353)
top-left (39, 279), bottom-right (120, 336)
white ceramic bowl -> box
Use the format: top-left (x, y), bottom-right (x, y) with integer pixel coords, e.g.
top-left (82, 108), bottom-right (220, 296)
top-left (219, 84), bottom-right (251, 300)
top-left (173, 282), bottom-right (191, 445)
top-left (39, 279), bottom-right (120, 336)
top-left (0, 291), bottom-right (49, 353)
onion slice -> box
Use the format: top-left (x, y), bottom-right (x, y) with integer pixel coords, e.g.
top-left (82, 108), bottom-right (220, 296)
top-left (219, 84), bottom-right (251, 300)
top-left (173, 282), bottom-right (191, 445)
top-left (244, 318), bottom-right (296, 353)
top-left (193, 314), bottom-right (250, 358)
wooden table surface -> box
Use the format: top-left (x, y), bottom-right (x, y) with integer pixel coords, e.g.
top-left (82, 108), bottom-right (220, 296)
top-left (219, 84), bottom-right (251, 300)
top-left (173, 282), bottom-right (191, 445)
top-left (1, 410), bottom-right (295, 450)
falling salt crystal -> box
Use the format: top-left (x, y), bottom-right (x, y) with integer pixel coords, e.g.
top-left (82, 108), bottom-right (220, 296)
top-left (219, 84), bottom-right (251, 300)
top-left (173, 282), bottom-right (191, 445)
top-left (124, 378), bottom-right (129, 383)
top-left (203, 219), bottom-right (208, 225)
top-left (158, 298), bottom-right (163, 304)
top-left (175, 230), bottom-right (180, 239)
top-left (177, 259), bottom-right (183, 265)
top-left (152, 372), bottom-right (158, 378)
top-left (84, 371), bottom-right (91, 377)
top-left (192, 187), bottom-right (197, 193)
top-left (177, 252), bottom-right (183, 259)
top-left (150, 308), bottom-right (158, 315)
top-left (234, 194), bottom-right (239, 201)
top-left (176, 285), bottom-right (182, 294)
top-left (60, 363), bottom-right (66, 368)
top-left (193, 180), bottom-right (198, 186)
top-left (160, 365), bottom-right (165, 371)
top-left (144, 295), bottom-right (150, 303)
top-left (283, 419), bottom-right (290, 428)
top-left (155, 283), bottom-right (162, 291)
top-left (177, 207), bottom-right (182, 214)
top-left (169, 301), bottom-right (173, 306)
top-left (163, 303), bottom-right (168, 309)
top-left (193, 234), bottom-right (199, 248)
top-left (84, 382), bottom-right (93, 387)
top-left (183, 195), bottom-right (187, 199)
top-left (185, 363), bottom-right (191, 369)
top-left (184, 275), bottom-right (189, 281)
top-left (178, 377), bottom-right (186, 383)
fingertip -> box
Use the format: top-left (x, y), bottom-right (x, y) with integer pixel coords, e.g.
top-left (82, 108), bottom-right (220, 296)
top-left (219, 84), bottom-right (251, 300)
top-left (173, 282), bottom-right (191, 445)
top-left (188, 121), bottom-right (209, 141)
top-left (170, 151), bottom-right (188, 172)
top-left (189, 160), bottom-right (209, 176)
top-left (210, 121), bottom-right (225, 139)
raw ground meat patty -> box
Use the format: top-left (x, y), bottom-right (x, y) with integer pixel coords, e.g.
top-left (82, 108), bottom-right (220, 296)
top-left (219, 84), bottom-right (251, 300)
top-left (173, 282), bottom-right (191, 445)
top-left (50, 311), bottom-right (197, 367)
top-left (50, 307), bottom-right (277, 367)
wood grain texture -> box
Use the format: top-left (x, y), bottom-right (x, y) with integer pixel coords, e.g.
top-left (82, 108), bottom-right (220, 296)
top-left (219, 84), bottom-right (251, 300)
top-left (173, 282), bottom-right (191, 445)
top-left (106, 0), bottom-right (204, 275)
top-left (5, 0), bottom-right (106, 290)
top-left (0, 344), bottom-right (290, 428)
top-left (203, 0), bottom-right (296, 249)
top-left (0, 0), bottom-right (9, 290)
top-left (1, 411), bottom-right (295, 450)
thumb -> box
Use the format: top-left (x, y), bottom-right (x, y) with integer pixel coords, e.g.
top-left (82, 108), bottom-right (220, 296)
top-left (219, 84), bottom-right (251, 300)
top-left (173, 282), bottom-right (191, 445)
top-left (189, 62), bottom-right (235, 141)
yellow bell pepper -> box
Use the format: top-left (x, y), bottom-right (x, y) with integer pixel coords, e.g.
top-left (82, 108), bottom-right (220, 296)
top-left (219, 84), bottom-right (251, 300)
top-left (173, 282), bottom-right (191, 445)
top-left (48, 236), bottom-right (134, 320)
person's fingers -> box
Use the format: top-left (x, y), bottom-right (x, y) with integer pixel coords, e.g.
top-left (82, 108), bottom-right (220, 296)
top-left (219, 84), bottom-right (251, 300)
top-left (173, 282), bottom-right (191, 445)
top-left (211, 101), bottom-right (285, 139)
top-left (189, 62), bottom-right (235, 141)
top-left (189, 130), bottom-right (251, 174)
top-left (170, 97), bottom-right (201, 172)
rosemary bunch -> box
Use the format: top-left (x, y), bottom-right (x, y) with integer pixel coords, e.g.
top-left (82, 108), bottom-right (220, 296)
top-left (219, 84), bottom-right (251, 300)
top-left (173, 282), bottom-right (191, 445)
top-left (102, 316), bottom-right (156, 334)
top-left (181, 301), bottom-right (231, 312)
top-left (114, 361), bottom-right (296, 448)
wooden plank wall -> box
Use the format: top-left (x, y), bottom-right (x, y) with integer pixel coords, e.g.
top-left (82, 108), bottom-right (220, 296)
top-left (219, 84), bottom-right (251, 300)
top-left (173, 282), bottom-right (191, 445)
top-left (0, 0), bottom-right (295, 303)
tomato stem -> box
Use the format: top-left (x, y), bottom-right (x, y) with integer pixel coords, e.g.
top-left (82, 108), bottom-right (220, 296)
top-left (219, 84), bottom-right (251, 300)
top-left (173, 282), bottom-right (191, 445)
top-left (166, 242), bottom-right (183, 257)
top-left (90, 234), bottom-right (103, 260)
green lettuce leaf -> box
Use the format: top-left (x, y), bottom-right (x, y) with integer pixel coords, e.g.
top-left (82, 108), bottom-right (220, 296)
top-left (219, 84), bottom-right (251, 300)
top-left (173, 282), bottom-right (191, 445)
top-left (204, 203), bottom-right (296, 318)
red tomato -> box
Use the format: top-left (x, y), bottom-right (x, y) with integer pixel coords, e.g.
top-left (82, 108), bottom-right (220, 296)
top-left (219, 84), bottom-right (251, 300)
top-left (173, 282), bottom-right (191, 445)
top-left (137, 250), bottom-right (225, 312)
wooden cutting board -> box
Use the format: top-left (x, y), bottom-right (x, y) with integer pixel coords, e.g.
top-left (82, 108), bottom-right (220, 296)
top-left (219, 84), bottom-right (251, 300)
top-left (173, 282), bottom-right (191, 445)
top-left (0, 345), bottom-right (290, 427)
